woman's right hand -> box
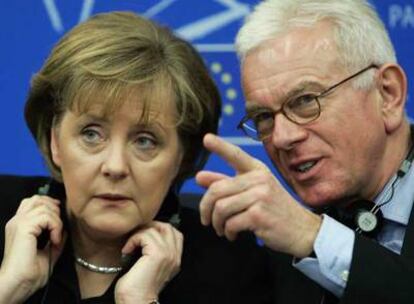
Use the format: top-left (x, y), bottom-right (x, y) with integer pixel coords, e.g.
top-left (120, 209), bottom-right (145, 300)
top-left (0, 195), bottom-right (65, 303)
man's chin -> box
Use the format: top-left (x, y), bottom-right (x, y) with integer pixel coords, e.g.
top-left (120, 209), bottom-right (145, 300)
top-left (296, 187), bottom-right (349, 209)
top-left (303, 195), bottom-right (352, 210)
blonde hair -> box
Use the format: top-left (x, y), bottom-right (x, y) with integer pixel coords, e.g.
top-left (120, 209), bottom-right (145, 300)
top-left (25, 11), bottom-right (221, 188)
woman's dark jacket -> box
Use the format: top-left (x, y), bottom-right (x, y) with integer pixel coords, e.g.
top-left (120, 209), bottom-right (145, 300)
top-left (0, 175), bottom-right (273, 304)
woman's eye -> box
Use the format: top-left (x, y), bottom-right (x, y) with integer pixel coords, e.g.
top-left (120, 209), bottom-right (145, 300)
top-left (81, 128), bottom-right (102, 143)
top-left (135, 134), bottom-right (157, 150)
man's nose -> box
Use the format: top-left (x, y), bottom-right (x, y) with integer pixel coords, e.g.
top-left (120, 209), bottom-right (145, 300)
top-left (270, 113), bottom-right (308, 150)
top-left (101, 142), bottom-right (129, 180)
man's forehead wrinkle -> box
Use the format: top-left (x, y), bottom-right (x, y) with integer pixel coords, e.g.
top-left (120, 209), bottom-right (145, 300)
top-left (316, 36), bottom-right (336, 52)
top-left (243, 24), bottom-right (344, 113)
top-left (247, 76), bottom-right (291, 108)
top-left (264, 25), bottom-right (337, 60)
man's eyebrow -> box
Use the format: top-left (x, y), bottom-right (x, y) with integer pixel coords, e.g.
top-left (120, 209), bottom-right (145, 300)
top-left (282, 81), bottom-right (326, 102)
top-left (245, 80), bottom-right (326, 115)
top-left (245, 104), bottom-right (270, 115)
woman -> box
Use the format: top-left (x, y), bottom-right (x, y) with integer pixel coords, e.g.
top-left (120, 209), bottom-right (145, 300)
top-left (0, 11), bottom-right (271, 303)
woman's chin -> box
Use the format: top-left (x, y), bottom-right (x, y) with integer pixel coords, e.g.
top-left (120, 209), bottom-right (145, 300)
top-left (85, 218), bottom-right (142, 239)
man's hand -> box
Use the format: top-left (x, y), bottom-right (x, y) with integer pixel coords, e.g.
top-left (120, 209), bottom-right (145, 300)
top-left (196, 133), bottom-right (322, 258)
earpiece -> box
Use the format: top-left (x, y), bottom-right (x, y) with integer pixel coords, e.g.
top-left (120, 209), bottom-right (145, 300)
top-left (37, 183), bottom-right (50, 196)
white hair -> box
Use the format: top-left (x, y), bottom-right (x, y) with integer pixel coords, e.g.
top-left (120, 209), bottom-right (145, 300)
top-left (235, 0), bottom-right (397, 88)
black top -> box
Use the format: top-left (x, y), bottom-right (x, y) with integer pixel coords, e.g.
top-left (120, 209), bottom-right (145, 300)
top-left (0, 175), bottom-right (273, 304)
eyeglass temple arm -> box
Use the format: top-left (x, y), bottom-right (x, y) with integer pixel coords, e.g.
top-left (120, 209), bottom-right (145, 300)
top-left (319, 64), bottom-right (379, 96)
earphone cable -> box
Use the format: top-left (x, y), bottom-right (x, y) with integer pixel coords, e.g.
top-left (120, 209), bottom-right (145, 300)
top-left (373, 174), bottom-right (399, 212)
top-left (40, 244), bottom-right (53, 304)
top-left (371, 141), bottom-right (414, 214)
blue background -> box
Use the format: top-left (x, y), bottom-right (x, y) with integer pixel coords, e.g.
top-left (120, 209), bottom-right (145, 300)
top-left (0, 0), bottom-right (413, 193)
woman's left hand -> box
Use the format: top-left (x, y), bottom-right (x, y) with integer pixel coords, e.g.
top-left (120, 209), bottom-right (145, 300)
top-left (114, 221), bottom-right (183, 304)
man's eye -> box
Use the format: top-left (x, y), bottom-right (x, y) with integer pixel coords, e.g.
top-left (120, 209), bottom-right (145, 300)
top-left (287, 94), bottom-right (317, 109)
top-left (251, 112), bottom-right (274, 136)
top-left (252, 112), bottom-right (274, 126)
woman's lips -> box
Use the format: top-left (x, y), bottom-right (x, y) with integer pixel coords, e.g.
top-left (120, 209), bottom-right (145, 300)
top-left (95, 193), bottom-right (130, 200)
top-left (94, 194), bottom-right (132, 206)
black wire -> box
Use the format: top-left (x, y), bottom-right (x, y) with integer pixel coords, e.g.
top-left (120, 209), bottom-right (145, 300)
top-left (373, 142), bottom-right (414, 212)
top-left (40, 244), bottom-right (52, 304)
top-left (375, 174), bottom-right (399, 210)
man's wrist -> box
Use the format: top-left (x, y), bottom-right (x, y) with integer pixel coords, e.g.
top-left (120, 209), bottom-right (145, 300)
top-left (293, 212), bottom-right (322, 258)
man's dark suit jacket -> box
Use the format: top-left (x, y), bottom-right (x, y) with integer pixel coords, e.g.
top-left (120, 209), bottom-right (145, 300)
top-left (0, 175), bottom-right (273, 304)
top-left (269, 198), bottom-right (414, 304)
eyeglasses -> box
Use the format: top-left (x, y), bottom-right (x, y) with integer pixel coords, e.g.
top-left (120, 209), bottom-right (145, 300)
top-left (237, 64), bottom-right (379, 141)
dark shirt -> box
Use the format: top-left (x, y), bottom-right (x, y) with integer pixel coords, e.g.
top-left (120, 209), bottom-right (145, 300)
top-left (0, 175), bottom-right (273, 304)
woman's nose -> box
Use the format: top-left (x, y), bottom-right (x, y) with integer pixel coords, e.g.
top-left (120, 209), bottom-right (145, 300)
top-left (101, 143), bottom-right (129, 180)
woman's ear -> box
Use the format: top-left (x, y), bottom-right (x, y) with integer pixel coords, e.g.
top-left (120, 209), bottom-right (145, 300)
top-left (50, 127), bottom-right (61, 167)
top-left (377, 63), bottom-right (407, 133)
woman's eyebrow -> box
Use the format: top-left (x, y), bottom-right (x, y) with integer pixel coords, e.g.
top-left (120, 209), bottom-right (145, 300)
top-left (77, 113), bottom-right (108, 123)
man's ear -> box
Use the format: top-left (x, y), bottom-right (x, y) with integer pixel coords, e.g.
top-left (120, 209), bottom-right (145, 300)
top-left (377, 63), bottom-right (407, 133)
top-left (50, 127), bottom-right (61, 167)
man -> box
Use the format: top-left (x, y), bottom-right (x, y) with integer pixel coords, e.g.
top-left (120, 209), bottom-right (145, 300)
top-left (196, 0), bottom-right (414, 303)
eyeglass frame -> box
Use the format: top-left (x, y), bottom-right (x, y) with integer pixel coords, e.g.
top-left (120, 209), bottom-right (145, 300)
top-left (237, 63), bottom-right (379, 141)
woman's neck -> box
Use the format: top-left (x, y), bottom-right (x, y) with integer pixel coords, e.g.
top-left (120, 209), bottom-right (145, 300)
top-left (76, 264), bottom-right (118, 299)
top-left (70, 220), bottom-right (127, 267)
